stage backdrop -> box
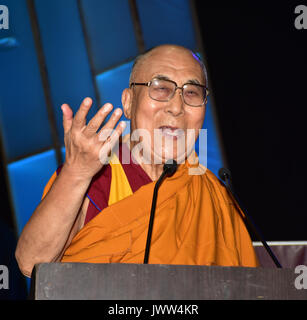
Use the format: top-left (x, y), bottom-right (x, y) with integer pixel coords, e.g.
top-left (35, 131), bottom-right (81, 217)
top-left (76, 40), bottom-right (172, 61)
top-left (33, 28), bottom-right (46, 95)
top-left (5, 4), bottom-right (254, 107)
top-left (0, 0), bottom-right (224, 296)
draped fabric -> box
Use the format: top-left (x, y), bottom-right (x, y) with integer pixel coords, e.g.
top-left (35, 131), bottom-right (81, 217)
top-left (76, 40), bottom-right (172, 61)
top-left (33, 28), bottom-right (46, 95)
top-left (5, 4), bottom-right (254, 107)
top-left (41, 142), bottom-right (258, 267)
top-left (57, 152), bottom-right (258, 267)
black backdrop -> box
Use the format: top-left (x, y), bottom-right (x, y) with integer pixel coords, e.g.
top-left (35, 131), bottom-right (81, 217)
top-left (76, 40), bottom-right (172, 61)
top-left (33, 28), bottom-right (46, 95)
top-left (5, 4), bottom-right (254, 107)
top-left (195, 1), bottom-right (307, 240)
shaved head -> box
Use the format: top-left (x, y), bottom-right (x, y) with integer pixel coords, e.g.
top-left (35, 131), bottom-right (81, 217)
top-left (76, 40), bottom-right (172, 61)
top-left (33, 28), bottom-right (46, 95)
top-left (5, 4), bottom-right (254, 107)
top-left (129, 44), bottom-right (208, 86)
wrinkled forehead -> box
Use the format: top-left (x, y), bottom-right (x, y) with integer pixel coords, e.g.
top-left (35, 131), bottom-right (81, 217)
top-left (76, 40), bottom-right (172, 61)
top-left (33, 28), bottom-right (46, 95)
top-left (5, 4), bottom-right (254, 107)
top-left (136, 46), bottom-right (206, 83)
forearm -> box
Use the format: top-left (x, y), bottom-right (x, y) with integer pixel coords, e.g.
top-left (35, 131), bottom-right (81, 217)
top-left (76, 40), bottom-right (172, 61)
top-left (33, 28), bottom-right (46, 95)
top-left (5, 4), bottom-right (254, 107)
top-left (15, 164), bottom-right (91, 276)
top-left (15, 98), bottom-right (124, 277)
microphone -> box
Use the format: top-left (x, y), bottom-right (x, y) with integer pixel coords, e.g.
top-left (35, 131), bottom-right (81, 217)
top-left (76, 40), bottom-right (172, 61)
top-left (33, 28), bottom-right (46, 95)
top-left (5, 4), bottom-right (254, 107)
top-left (143, 159), bottom-right (178, 264)
top-left (218, 168), bottom-right (282, 268)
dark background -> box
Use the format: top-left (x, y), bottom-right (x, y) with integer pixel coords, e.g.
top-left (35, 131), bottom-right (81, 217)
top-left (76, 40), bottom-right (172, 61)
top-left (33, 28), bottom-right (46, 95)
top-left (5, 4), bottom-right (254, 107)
top-left (195, 1), bottom-right (307, 240)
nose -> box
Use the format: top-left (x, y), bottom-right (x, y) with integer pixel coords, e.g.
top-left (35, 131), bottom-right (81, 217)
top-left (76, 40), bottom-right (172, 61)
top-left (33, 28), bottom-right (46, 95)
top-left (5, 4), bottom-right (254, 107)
top-left (164, 88), bottom-right (184, 116)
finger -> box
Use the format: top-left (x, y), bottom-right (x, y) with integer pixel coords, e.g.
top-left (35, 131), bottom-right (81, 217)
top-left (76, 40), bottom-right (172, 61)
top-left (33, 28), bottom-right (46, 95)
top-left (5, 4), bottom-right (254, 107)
top-left (109, 121), bottom-right (127, 146)
top-left (98, 121), bottom-right (127, 164)
top-left (82, 103), bottom-right (113, 138)
top-left (61, 103), bottom-right (74, 134)
top-left (101, 107), bottom-right (123, 131)
top-left (97, 108), bottom-right (123, 142)
top-left (98, 119), bottom-right (126, 143)
top-left (72, 97), bottom-right (93, 130)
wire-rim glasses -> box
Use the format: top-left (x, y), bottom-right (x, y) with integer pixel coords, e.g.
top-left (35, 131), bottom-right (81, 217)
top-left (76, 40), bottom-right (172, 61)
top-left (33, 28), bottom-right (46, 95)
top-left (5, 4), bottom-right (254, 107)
top-left (130, 77), bottom-right (209, 107)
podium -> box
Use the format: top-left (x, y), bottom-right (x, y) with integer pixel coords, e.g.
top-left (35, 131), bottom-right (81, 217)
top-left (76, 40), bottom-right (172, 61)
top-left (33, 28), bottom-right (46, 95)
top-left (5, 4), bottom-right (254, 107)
top-left (31, 263), bottom-right (307, 300)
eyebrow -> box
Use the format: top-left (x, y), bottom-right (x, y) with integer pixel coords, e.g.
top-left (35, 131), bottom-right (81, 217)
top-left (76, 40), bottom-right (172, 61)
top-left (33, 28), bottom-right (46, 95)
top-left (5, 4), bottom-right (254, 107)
top-left (186, 79), bottom-right (201, 85)
top-left (154, 74), bottom-right (171, 81)
top-left (153, 74), bottom-right (202, 85)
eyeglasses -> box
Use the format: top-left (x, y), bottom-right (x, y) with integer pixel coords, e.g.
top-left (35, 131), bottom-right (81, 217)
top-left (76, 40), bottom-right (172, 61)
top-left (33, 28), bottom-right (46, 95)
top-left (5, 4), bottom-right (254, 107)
top-left (130, 78), bottom-right (209, 107)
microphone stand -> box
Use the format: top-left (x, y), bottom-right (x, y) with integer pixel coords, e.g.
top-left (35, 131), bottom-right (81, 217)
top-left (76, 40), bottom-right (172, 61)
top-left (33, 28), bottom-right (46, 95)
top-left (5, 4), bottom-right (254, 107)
top-left (143, 160), bottom-right (177, 264)
top-left (219, 168), bottom-right (282, 268)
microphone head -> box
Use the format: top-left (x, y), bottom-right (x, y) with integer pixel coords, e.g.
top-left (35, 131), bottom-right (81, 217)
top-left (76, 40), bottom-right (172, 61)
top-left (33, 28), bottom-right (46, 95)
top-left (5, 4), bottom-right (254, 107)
top-left (218, 167), bottom-right (232, 181)
top-left (163, 159), bottom-right (178, 176)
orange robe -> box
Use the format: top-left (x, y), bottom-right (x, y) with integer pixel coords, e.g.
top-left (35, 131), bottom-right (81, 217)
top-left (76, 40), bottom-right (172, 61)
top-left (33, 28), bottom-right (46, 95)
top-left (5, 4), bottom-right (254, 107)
top-left (56, 157), bottom-right (258, 267)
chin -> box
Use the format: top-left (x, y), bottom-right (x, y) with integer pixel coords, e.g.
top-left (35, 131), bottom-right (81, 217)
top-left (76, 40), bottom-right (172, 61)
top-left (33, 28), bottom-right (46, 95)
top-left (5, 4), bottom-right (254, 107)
top-left (152, 147), bottom-right (187, 165)
top-left (130, 129), bottom-right (196, 166)
top-left (154, 135), bottom-right (196, 165)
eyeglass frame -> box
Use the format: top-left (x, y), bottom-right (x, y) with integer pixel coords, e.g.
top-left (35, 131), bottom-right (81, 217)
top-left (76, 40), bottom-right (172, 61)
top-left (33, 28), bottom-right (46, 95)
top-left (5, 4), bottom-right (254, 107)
top-left (129, 77), bottom-right (209, 107)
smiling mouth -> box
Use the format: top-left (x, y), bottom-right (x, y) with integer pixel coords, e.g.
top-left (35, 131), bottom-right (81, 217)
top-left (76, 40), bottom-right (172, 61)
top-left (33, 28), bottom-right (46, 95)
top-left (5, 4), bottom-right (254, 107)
top-left (159, 126), bottom-right (185, 138)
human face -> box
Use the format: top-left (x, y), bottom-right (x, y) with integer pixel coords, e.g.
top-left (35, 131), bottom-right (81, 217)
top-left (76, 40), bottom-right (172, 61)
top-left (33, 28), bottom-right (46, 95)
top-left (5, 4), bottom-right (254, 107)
top-left (123, 46), bottom-right (206, 165)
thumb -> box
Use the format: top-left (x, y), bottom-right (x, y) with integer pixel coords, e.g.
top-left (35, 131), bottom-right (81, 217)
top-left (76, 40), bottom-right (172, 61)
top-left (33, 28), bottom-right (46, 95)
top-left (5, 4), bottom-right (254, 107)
top-left (61, 103), bottom-right (73, 134)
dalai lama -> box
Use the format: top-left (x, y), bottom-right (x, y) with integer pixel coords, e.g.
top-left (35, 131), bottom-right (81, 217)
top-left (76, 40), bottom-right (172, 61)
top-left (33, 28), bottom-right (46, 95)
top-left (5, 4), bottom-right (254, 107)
top-left (15, 44), bottom-right (259, 278)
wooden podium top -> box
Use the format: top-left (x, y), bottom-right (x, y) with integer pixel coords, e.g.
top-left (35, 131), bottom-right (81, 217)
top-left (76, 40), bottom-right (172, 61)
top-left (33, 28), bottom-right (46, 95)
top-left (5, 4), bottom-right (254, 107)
top-left (31, 263), bottom-right (307, 300)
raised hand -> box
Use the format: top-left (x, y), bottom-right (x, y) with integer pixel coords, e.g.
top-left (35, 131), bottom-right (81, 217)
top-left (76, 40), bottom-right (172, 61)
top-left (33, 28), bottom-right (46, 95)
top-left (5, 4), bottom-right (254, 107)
top-left (61, 97), bottom-right (126, 180)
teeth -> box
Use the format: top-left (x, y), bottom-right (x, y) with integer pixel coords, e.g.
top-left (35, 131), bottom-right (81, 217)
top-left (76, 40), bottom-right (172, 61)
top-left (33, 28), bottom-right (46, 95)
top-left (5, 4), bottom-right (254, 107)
top-left (160, 127), bottom-right (184, 137)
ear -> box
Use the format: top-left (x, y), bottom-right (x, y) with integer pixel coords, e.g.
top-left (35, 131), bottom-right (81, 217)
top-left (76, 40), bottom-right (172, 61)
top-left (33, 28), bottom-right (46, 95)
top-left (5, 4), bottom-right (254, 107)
top-left (122, 88), bottom-right (133, 120)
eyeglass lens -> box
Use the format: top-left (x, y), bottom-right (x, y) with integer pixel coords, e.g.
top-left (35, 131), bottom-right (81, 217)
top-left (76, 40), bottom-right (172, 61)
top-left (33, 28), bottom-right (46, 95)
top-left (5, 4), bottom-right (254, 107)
top-left (149, 79), bottom-right (205, 106)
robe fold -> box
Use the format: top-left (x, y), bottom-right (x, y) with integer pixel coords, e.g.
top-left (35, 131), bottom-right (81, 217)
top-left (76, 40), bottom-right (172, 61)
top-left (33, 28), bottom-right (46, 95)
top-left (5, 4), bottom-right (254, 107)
top-left (51, 150), bottom-right (259, 267)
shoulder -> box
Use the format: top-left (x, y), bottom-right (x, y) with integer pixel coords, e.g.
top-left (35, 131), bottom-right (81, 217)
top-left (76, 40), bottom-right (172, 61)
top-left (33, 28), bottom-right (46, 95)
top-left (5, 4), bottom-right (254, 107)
top-left (198, 167), bottom-right (234, 205)
top-left (196, 166), bottom-right (222, 188)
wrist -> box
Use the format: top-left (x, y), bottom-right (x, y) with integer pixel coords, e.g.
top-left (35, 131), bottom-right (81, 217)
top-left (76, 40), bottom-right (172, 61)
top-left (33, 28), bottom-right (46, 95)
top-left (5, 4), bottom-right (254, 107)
top-left (60, 163), bottom-right (93, 185)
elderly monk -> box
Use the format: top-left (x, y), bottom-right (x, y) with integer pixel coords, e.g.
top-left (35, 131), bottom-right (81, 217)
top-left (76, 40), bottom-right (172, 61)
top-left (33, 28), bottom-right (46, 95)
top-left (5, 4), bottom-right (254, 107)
top-left (16, 44), bottom-right (258, 277)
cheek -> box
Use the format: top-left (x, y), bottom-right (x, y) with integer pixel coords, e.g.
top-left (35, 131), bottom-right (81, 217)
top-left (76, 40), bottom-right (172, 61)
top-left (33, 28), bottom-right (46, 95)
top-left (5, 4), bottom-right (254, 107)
top-left (134, 98), bottom-right (161, 131)
top-left (184, 110), bottom-right (205, 148)
top-left (186, 108), bottom-right (205, 130)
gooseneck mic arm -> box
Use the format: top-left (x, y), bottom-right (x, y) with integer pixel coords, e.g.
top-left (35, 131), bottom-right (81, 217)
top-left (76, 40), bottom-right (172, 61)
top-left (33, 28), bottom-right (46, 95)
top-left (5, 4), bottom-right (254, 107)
top-left (218, 168), bottom-right (282, 268)
top-left (143, 160), bottom-right (178, 264)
